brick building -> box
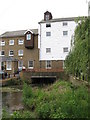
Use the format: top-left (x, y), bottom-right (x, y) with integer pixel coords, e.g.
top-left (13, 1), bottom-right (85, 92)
top-left (0, 29), bottom-right (39, 74)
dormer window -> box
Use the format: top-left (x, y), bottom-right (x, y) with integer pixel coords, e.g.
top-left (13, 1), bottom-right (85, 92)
top-left (44, 11), bottom-right (52, 21)
top-left (26, 34), bottom-right (31, 40)
top-left (46, 15), bottom-right (49, 20)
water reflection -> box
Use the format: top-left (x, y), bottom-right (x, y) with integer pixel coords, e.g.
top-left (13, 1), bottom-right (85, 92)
top-left (2, 92), bottom-right (23, 113)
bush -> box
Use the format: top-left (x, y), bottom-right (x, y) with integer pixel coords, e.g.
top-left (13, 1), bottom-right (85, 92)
top-left (22, 82), bottom-right (33, 105)
top-left (22, 81), bottom-right (88, 118)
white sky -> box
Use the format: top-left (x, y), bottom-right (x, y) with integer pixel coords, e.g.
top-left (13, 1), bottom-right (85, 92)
top-left (0, 0), bottom-right (89, 34)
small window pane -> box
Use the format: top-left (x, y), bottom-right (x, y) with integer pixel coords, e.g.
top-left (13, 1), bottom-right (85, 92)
top-left (46, 32), bottom-right (51, 36)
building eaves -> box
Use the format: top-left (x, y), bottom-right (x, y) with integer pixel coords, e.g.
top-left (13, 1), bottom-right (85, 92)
top-left (38, 16), bottom-right (87, 24)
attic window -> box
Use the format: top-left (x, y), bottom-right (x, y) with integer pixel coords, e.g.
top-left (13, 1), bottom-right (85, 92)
top-left (26, 34), bottom-right (31, 40)
top-left (46, 15), bottom-right (49, 20)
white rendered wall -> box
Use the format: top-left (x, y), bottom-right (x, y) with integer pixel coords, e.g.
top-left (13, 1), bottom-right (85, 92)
top-left (38, 21), bottom-right (76, 60)
top-left (0, 62), bottom-right (1, 70)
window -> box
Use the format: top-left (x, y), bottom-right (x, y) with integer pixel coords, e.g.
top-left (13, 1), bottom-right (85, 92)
top-left (18, 39), bottom-right (24, 45)
top-left (9, 50), bottom-right (14, 56)
top-left (46, 15), bottom-right (49, 20)
top-left (26, 34), bottom-right (31, 40)
top-left (46, 60), bottom-right (52, 69)
top-left (46, 23), bottom-right (51, 27)
top-left (6, 61), bottom-right (12, 70)
top-left (18, 60), bottom-right (23, 69)
top-left (18, 50), bottom-right (23, 56)
top-left (28, 60), bottom-right (34, 69)
top-left (63, 22), bottom-right (68, 26)
top-left (0, 50), bottom-right (5, 56)
top-left (46, 48), bottom-right (51, 53)
top-left (63, 31), bottom-right (68, 36)
top-left (46, 32), bottom-right (51, 36)
top-left (0, 41), bottom-right (5, 46)
top-left (63, 47), bottom-right (68, 52)
top-left (9, 40), bottom-right (14, 45)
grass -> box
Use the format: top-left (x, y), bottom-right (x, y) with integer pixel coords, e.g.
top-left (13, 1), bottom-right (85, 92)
top-left (2, 79), bottom-right (89, 119)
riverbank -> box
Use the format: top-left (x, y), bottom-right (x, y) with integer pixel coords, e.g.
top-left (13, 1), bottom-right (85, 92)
top-left (2, 79), bottom-right (89, 119)
top-left (0, 85), bottom-right (22, 92)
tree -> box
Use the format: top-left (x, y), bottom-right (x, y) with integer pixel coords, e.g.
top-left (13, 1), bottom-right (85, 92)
top-left (65, 17), bottom-right (89, 81)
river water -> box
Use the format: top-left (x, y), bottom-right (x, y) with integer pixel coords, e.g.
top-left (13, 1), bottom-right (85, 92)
top-left (2, 89), bottom-right (23, 114)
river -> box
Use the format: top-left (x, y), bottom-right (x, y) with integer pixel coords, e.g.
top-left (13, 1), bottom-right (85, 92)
top-left (2, 86), bottom-right (24, 114)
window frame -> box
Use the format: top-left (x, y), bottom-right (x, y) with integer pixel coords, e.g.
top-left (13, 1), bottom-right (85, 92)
top-left (46, 48), bottom-right (51, 53)
top-left (18, 50), bottom-right (23, 56)
top-left (0, 50), bottom-right (5, 56)
top-left (9, 40), bottom-right (14, 45)
top-left (46, 60), bottom-right (52, 69)
top-left (63, 47), bottom-right (68, 53)
top-left (63, 22), bottom-right (68, 26)
top-left (46, 14), bottom-right (49, 20)
top-left (46, 32), bottom-right (51, 37)
top-left (18, 60), bottom-right (23, 69)
top-left (28, 60), bottom-right (34, 69)
top-left (18, 39), bottom-right (24, 45)
top-left (0, 41), bottom-right (5, 46)
top-left (6, 61), bottom-right (12, 70)
top-left (9, 50), bottom-right (14, 56)
top-left (26, 34), bottom-right (31, 40)
top-left (46, 23), bottom-right (51, 27)
top-left (63, 31), bottom-right (68, 36)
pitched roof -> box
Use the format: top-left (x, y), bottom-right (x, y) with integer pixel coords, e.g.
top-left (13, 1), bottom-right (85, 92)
top-left (38, 16), bottom-right (86, 24)
top-left (0, 29), bottom-right (38, 38)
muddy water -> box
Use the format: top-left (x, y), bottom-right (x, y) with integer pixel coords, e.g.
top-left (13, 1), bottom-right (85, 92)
top-left (2, 91), bottom-right (23, 113)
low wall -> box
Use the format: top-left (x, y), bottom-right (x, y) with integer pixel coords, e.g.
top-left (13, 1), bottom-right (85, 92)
top-left (20, 69), bottom-right (69, 83)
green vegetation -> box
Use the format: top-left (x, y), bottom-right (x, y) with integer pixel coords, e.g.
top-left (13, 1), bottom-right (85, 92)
top-left (22, 81), bottom-right (88, 118)
top-left (65, 17), bottom-right (90, 81)
top-left (2, 80), bottom-right (88, 119)
top-left (0, 86), bottom-right (22, 92)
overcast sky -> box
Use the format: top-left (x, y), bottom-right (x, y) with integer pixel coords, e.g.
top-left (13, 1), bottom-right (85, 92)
top-left (0, 0), bottom-right (89, 34)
